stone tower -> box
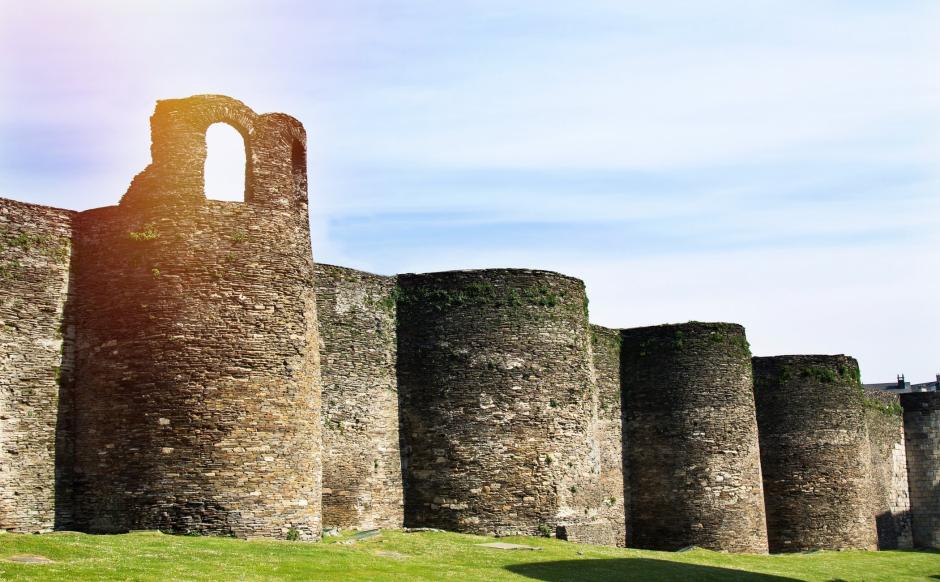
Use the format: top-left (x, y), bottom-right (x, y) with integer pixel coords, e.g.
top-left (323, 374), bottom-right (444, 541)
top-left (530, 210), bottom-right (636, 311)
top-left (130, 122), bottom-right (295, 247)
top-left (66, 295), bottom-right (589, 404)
top-left (62, 95), bottom-right (323, 539)
top-left (753, 355), bottom-right (877, 552)
top-left (396, 269), bottom-right (606, 537)
top-left (620, 322), bottom-right (768, 553)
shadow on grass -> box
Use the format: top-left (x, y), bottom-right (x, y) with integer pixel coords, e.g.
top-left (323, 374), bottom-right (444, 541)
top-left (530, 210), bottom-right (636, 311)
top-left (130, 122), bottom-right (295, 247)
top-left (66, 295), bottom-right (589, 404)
top-left (506, 558), bottom-right (799, 581)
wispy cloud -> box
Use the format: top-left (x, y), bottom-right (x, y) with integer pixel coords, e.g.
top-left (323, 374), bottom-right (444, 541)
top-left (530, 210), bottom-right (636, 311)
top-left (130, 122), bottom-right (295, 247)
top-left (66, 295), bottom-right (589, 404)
top-left (0, 0), bottom-right (937, 379)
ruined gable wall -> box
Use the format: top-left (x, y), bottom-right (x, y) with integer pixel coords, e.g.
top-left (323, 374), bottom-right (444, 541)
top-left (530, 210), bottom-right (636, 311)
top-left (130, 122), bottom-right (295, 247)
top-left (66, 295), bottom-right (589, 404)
top-left (315, 263), bottom-right (403, 530)
top-left (0, 198), bottom-right (74, 532)
top-left (863, 389), bottom-right (912, 549)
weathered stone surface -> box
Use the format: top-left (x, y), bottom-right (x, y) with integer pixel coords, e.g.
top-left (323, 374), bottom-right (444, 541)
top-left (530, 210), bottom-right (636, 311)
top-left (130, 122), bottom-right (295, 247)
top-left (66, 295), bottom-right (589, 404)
top-left (864, 389), bottom-right (912, 549)
top-left (0, 94), bottom-right (932, 552)
top-left (315, 263), bottom-right (404, 530)
top-left (0, 199), bottom-right (74, 532)
top-left (621, 322), bottom-right (768, 553)
top-left (589, 325), bottom-right (626, 547)
top-left (555, 522), bottom-right (617, 546)
top-left (397, 269), bottom-right (606, 538)
top-left (753, 355), bottom-right (877, 552)
top-left (901, 391), bottom-right (940, 549)
top-left (63, 95), bottom-right (322, 540)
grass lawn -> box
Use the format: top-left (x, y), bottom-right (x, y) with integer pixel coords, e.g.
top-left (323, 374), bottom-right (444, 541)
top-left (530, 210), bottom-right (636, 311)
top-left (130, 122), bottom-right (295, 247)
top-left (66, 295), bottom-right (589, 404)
top-left (1, 529), bottom-right (938, 581)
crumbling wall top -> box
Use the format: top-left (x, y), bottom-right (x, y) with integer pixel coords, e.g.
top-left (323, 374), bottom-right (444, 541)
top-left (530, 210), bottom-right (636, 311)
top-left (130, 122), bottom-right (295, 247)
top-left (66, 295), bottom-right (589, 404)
top-left (121, 95), bottom-right (307, 211)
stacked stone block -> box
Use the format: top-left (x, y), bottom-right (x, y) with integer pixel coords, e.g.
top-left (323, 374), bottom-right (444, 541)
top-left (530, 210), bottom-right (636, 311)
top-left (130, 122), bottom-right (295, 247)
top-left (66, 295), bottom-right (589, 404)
top-left (901, 392), bottom-right (940, 549)
top-left (620, 322), bottom-right (768, 553)
top-left (64, 95), bottom-right (323, 539)
top-left (315, 263), bottom-right (404, 530)
top-left (0, 199), bottom-right (74, 532)
top-left (397, 269), bottom-right (606, 537)
top-left (864, 389), bottom-right (912, 549)
top-left (753, 355), bottom-right (877, 552)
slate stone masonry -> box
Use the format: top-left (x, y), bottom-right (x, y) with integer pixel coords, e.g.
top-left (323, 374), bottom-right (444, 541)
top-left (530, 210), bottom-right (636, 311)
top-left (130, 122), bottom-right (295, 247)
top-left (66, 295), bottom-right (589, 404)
top-left (621, 322), bottom-right (768, 553)
top-left (753, 355), bottom-right (878, 552)
top-left (315, 263), bottom-right (404, 530)
top-left (63, 95), bottom-right (323, 540)
top-left (589, 324), bottom-right (626, 547)
top-left (0, 199), bottom-right (74, 532)
top-left (396, 269), bottom-right (606, 537)
top-left (0, 94), bottom-right (936, 552)
top-left (864, 389), bottom-right (912, 549)
top-left (901, 391), bottom-right (940, 549)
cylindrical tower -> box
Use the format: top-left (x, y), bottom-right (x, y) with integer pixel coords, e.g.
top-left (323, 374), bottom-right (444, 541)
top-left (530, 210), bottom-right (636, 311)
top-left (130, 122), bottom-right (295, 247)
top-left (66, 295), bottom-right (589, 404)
top-left (67, 96), bottom-right (322, 539)
top-left (315, 263), bottom-right (404, 530)
top-left (752, 355), bottom-right (877, 552)
top-left (901, 391), bottom-right (940, 549)
top-left (397, 269), bottom-right (604, 537)
top-left (621, 322), bottom-right (767, 553)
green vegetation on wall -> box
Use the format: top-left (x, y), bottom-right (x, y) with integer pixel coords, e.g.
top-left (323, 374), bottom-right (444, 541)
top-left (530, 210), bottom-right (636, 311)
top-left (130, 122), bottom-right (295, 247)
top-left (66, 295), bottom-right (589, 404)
top-left (778, 364), bottom-right (861, 386)
top-left (128, 223), bottom-right (161, 241)
top-left (394, 280), bottom-right (579, 315)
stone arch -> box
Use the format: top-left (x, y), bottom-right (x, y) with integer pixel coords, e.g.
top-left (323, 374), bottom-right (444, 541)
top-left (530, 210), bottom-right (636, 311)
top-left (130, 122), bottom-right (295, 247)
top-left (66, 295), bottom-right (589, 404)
top-left (121, 95), bottom-right (260, 207)
top-left (121, 96), bottom-right (310, 210)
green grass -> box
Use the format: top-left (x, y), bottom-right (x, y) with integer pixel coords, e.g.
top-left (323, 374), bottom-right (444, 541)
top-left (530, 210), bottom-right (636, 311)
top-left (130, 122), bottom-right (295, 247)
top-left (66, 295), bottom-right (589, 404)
top-left (0, 530), bottom-right (938, 581)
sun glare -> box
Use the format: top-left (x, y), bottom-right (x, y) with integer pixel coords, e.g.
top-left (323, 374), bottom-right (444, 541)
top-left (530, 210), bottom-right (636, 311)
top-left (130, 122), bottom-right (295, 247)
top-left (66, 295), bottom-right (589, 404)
top-left (204, 122), bottom-right (246, 202)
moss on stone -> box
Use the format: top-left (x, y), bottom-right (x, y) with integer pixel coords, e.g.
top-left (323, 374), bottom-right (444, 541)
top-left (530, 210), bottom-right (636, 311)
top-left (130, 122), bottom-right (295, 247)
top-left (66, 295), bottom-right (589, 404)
top-left (863, 397), bottom-right (903, 416)
top-left (128, 223), bottom-right (160, 241)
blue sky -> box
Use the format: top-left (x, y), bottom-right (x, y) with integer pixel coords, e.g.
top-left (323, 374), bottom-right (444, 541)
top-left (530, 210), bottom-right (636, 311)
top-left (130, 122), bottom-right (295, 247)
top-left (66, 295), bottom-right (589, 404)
top-left (1, 0), bottom-right (937, 381)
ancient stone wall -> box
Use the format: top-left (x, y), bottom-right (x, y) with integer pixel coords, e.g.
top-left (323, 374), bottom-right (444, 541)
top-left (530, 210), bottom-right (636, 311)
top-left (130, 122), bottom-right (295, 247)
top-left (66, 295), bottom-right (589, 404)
top-left (620, 322), bottom-right (767, 553)
top-left (2, 93), bottom-right (933, 550)
top-left (864, 389), bottom-right (912, 549)
top-left (65, 95), bottom-right (322, 539)
top-left (753, 355), bottom-right (877, 552)
top-left (397, 269), bottom-right (606, 537)
top-left (589, 324), bottom-right (626, 547)
top-left (901, 391), bottom-right (940, 548)
top-left (315, 263), bottom-right (403, 530)
top-left (0, 198), bottom-right (74, 532)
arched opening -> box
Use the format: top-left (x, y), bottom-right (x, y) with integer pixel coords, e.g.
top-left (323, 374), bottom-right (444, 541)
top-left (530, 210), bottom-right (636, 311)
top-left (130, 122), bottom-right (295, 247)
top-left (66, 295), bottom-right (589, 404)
top-left (204, 122), bottom-right (248, 202)
top-left (291, 138), bottom-right (307, 199)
